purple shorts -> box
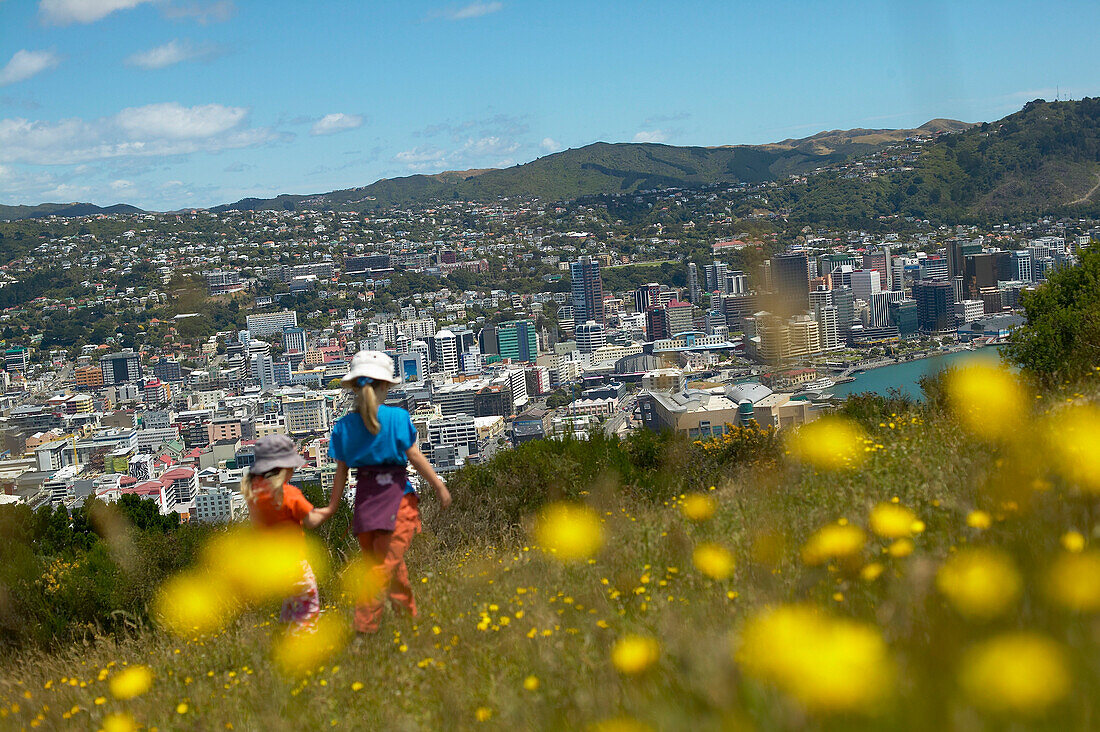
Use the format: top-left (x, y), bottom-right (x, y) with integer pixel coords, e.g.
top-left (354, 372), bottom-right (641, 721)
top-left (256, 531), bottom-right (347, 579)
top-left (352, 465), bottom-right (408, 534)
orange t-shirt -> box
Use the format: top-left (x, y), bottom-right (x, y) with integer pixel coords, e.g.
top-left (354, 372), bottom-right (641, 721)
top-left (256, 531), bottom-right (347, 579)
top-left (248, 482), bottom-right (313, 533)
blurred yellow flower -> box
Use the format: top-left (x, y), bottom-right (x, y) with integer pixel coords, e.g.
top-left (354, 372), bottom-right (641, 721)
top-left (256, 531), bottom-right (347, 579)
top-left (736, 604), bottom-right (894, 713)
top-left (611, 634), bottom-right (660, 675)
top-left (338, 556), bottom-right (385, 606)
top-left (966, 511), bottom-right (992, 530)
top-left (959, 633), bottom-right (1070, 715)
top-left (533, 503), bottom-right (604, 561)
top-left (692, 543), bottom-right (735, 580)
top-left (861, 563), bottom-right (885, 582)
top-left (801, 523), bottom-right (866, 566)
top-left (788, 417), bottom-right (868, 471)
top-left (523, 675), bottom-right (539, 691)
top-left (887, 538), bottom-right (914, 558)
top-left (1061, 531), bottom-right (1086, 553)
top-left (475, 707), bottom-right (492, 722)
top-left (587, 718), bottom-right (654, 732)
top-left (271, 615), bottom-right (351, 677)
top-left (1047, 550), bottom-right (1100, 612)
top-left (1046, 405), bottom-right (1100, 492)
top-left (153, 571), bottom-right (236, 637)
top-left (936, 547), bottom-right (1021, 619)
top-left (870, 503), bottom-right (918, 539)
top-left (176, 703), bottom-right (189, 715)
top-left (206, 526), bottom-right (322, 604)
top-left (108, 665), bottom-right (153, 700)
top-left (102, 712), bottom-right (137, 732)
top-left (681, 493), bottom-right (716, 522)
top-left (946, 364), bottom-right (1026, 439)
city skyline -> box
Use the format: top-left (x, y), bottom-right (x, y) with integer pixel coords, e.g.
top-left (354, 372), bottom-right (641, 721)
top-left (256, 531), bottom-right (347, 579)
top-left (2, 0), bottom-right (1100, 210)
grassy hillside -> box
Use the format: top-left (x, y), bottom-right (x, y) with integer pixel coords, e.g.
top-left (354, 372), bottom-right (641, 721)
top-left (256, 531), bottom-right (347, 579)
top-left (780, 98), bottom-right (1100, 224)
top-left (4, 362), bottom-right (1100, 730)
top-left (0, 202), bottom-right (144, 222)
top-left (212, 122), bottom-right (966, 213)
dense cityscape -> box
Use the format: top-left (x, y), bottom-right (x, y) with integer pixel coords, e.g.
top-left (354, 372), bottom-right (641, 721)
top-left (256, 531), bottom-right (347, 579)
top-left (0, 191), bottom-right (1095, 523)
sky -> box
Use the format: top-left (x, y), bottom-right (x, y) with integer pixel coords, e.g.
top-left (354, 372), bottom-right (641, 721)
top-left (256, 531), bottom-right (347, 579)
top-left (1, 0), bottom-right (1099, 210)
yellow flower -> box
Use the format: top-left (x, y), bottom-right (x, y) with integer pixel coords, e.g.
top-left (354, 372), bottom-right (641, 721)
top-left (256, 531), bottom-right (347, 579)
top-left (109, 666), bottom-right (153, 701)
top-left (351, 682), bottom-right (364, 692)
top-left (966, 511), bottom-right (992, 530)
top-left (1061, 531), bottom-right (1086, 553)
top-left (959, 633), bottom-right (1070, 714)
top-left (1045, 405), bottom-right (1100, 492)
top-left (102, 713), bottom-right (137, 732)
top-left (788, 417), bottom-right (868, 470)
top-left (681, 493), bottom-right (716, 522)
top-left (205, 526), bottom-right (328, 603)
top-left (153, 571), bottom-right (236, 637)
top-left (611, 635), bottom-right (660, 675)
top-left (869, 503), bottom-right (918, 539)
top-left (523, 675), bottom-right (539, 691)
top-left (936, 547), bottom-right (1021, 619)
top-left (176, 703), bottom-right (189, 715)
top-left (1047, 550), bottom-right (1100, 612)
top-left (887, 538), bottom-right (914, 558)
top-left (692, 543), bottom-right (735, 580)
top-left (860, 563), bottom-right (885, 582)
top-left (801, 523), bottom-right (865, 566)
top-left (736, 604), bottom-right (894, 713)
top-left (533, 503), bottom-right (604, 561)
top-left (946, 364), bottom-right (1026, 439)
top-left (475, 707), bottom-right (492, 722)
top-left (271, 615), bottom-right (351, 677)
top-left (587, 718), bottom-right (654, 732)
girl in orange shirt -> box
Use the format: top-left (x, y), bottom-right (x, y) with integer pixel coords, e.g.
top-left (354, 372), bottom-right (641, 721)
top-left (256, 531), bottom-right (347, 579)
top-left (240, 434), bottom-right (340, 629)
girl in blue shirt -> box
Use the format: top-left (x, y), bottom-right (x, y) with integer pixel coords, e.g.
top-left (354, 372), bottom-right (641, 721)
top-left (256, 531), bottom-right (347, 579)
top-left (329, 351), bottom-right (451, 633)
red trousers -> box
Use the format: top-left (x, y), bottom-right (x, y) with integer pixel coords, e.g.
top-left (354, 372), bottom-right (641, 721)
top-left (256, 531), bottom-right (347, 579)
top-left (355, 494), bottom-right (421, 633)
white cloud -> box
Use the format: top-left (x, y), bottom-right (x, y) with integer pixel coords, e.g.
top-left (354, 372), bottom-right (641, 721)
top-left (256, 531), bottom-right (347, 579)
top-left (162, 0), bottom-right (235, 23)
top-left (394, 135), bottom-right (519, 172)
top-left (0, 50), bottom-right (62, 86)
top-left (39, 0), bottom-right (153, 25)
top-left (310, 113), bottom-right (364, 136)
top-left (436, 1), bottom-right (502, 20)
top-left (540, 137), bottom-right (562, 153)
top-left (632, 129), bottom-right (669, 143)
top-left (110, 179), bottom-right (133, 191)
top-left (126, 40), bottom-right (216, 69)
top-left (0, 102), bottom-right (279, 164)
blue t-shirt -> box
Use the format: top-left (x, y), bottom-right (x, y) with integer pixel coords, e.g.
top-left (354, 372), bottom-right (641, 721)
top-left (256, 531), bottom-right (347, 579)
top-left (328, 406), bottom-right (419, 494)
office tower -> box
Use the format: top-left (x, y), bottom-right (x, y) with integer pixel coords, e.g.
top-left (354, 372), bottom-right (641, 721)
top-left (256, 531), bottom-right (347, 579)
top-left (4, 347), bottom-right (28, 373)
top-left (850, 269), bottom-right (881, 305)
top-left (570, 256), bottom-right (605, 324)
top-left (432, 330), bottom-right (459, 374)
top-left (478, 325), bottom-right (500, 355)
top-left (726, 270), bottom-right (748, 295)
top-left (913, 281), bottom-right (955, 333)
top-left (862, 247), bottom-right (891, 292)
top-left (282, 326), bottom-right (307, 354)
top-left (152, 359), bottom-right (183, 383)
top-left (411, 340), bottom-right (431, 374)
top-left (251, 353), bottom-right (276, 391)
top-left (920, 256), bottom-right (949, 281)
top-left (964, 252), bottom-right (1013, 297)
top-left (634, 283), bottom-right (662, 314)
top-left (888, 299), bottom-right (919, 338)
top-left (397, 352), bottom-right (425, 384)
top-left (817, 305), bottom-right (840, 350)
top-left (245, 310), bottom-right (298, 337)
top-left (664, 301), bottom-right (695, 335)
top-left (704, 262), bottom-right (729, 295)
top-left (497, 320), bottom-right (538, 362)
top-left (645, 308), bottom-right (668, 341)
top-left (687, 263), bottom-right (701, 304)
top-left (100, 351), bottom-right (143, 386)
top-left (832, 286), bottom-right (855, 339)
top-left (770, 253), bottom-right (810, 316)
top-left (869, 291), bottom-right (906, 328)
top-left (575, 321), bottom-right (606, 354)
top-left (1012, 250), bottom-right (1033, 283)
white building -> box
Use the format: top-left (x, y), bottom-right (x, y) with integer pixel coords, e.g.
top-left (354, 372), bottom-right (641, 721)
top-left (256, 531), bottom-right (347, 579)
top-left (245, 310), bottom-right (298, 337)
top-left (281, 393), bottom-right (330, 437)
top-left (955, 299), bottom-right (985, 324)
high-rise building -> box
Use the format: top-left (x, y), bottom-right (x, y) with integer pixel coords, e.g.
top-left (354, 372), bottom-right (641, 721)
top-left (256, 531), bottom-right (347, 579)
top-left (575, 321), bottom-right (606, 354)
top-left (570, 256), bottom-right (605, 324)
top-left (497, 320), bottom-right (538, 363)
top-left (432, 330), bottom-right (459, 375)
top-left (245, 310), bottom-right (298, 337)
top-left (850, 269), bottom-right (882, 305)
top-left (888, 299), bottom-right (919, 338)
top-left (645, 308), bottom-right (668, 341)
top-left (1012, 250), bottom-right (1033, 283)
top-left (152, 359), bottom-right (182, 383)
top-left (817, 306), bottom-right (841, 350)
top-left (770, 253), bottom-right (810, 317)
top-left (100, 351), bottom-right (142, 386)
top-left (397, 352), bottom-right (425, 384)
top-left (664, 301), bottom-right (694, 336)
top-left (634, 283), bottom-right (662, 315)
top-left (282, 326), bottom-right (307, 354)
top-left (726, 271), bottom-right (749, 295)
top-left (704, 263), bottom-right (729, 295)
top-left (869, 291), bottom-right (906, 328)
top-left (687, 263), bottom-right (701, 304)
top-left (832, 285), bottom-right (855, 338)
top-left (478, 325), bottom-right (500, 356)
top-left (251, 353), bottom-right (276, 390)
top-left (862, 247), bottom-right (892, 292)
top-left (913, 281), bottom-right (955, 333)
top-left (281, 393), bottom-right (330, 437)
top-left (4, 347), bottom-right (28, 373)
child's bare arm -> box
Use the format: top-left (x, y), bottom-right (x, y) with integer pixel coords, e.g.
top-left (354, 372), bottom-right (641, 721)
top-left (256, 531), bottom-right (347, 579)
top-left (329, 461), bottom-right (348, 509)
top-left (406, 444), bottom-right (451, 508)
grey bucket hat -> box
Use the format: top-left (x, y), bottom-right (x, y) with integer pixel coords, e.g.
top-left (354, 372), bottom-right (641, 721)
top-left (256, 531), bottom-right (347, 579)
top-left (251, 434), bottom-right (306, 475)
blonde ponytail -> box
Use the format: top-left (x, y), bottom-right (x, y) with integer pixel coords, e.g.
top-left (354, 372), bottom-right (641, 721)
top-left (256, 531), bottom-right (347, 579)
top-left (240, 468), bottom-right (287, 509)
top-left (354, 381), bottom-right (391, 435)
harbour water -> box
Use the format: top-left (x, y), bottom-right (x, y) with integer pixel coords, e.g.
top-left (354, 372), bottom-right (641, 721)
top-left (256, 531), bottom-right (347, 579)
top-left (830, 348), bottom-right (1004, 400)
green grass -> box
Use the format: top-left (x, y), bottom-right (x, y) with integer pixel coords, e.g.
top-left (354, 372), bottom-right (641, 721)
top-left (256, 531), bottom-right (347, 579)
top-left (3, 379), bottom-right (1100, 730)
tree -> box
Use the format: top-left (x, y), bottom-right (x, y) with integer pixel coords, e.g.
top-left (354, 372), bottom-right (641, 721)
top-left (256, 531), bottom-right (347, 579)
top-left (1004, 244), bottom-right (1100, 384)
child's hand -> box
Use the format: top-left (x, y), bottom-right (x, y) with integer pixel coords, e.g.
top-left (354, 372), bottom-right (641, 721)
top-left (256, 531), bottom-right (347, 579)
top-left (433, 481), bottom-right (452, 509)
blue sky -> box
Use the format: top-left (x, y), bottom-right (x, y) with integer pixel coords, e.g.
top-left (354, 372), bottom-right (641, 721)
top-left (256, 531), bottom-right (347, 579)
top-left (2, 0), bottom-right (1099, 210)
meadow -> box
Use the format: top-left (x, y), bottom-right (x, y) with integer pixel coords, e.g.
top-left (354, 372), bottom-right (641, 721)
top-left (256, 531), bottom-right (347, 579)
top-left (2, 362), bottom-right (1100, 731)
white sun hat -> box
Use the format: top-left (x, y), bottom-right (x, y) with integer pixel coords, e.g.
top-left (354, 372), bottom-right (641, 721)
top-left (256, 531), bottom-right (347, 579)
top-left (341, 350), bottom-right (400, 387)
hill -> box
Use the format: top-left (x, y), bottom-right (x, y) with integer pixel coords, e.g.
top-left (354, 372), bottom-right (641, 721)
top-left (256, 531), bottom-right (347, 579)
top-left (778, 98), bottom-right (1100, 224)
top-left (211, 121), bottom-right (970, 213)
top-left (0, 202), bottom-right (145, 222)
